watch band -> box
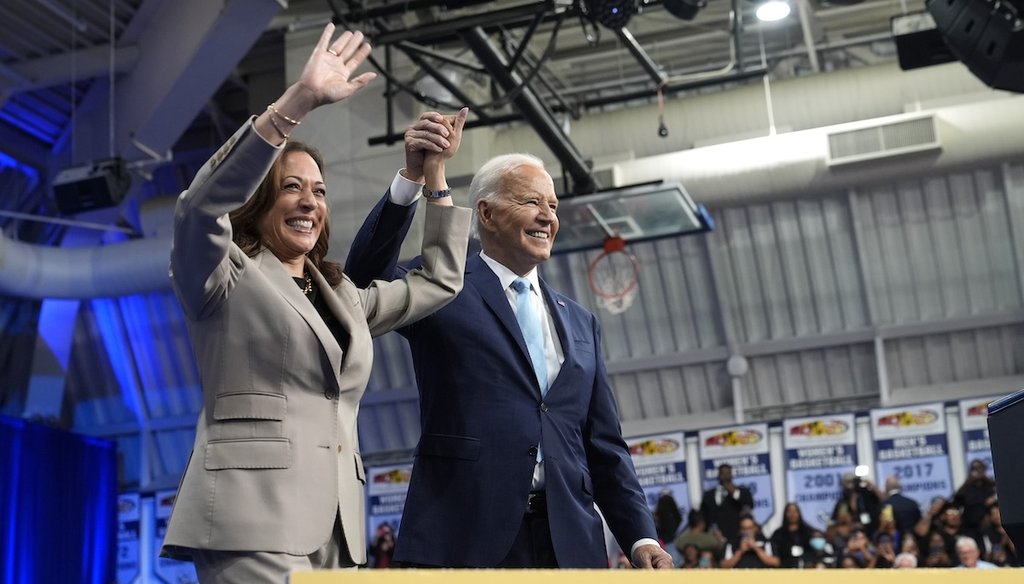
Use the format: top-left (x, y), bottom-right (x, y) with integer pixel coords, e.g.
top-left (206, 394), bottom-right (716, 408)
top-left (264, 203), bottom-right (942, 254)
top-left (421, 185), bottom-right (452, 199)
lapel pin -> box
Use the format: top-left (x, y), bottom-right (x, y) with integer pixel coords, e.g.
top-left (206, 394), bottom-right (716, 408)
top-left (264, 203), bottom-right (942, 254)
top-left (557, 300), bottom-right (566, 307)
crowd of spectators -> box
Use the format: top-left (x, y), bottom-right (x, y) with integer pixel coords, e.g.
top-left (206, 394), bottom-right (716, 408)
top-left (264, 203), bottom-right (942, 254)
top-left (638, 460), bottom-right (1018, 570)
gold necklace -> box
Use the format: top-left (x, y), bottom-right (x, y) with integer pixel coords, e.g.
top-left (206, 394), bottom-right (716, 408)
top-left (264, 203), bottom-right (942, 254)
top-left (302, 273), bottom-right (312, 295)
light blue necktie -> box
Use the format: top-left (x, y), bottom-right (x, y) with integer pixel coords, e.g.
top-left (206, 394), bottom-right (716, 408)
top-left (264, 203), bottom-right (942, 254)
top-left (511, 277), bottom-right (548, 395)
top-left (512, 277), bottom-right (548, 464)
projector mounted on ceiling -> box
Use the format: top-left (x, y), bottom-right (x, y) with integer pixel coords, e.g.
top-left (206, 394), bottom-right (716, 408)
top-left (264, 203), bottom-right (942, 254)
top-left (51, 157), bottom-right (131, 215)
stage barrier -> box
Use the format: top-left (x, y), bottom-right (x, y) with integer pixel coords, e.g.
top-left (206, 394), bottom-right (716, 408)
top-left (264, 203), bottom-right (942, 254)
top-left (291, 568), bottom-right (1023, 584)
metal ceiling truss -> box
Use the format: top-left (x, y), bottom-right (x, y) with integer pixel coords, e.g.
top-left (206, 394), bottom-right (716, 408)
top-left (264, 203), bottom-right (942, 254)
top-left (327, 0), bottom-right (754, 195)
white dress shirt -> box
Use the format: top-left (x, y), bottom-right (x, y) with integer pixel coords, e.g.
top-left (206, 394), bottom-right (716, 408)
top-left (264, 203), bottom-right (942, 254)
top-left (388, 171), bottom-right (423, 205)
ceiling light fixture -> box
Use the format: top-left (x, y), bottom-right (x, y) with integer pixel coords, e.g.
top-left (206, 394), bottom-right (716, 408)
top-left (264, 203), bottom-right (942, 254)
top-left (755, 0), bottom-right (791, 22)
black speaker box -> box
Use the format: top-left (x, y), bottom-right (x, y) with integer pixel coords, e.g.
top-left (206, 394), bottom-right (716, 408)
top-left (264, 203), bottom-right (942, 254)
top-left (987, 388), bottom-right (1024, 552)
top-left (894, 27), bottom-right (958, 70)
top-left (927, 0), bottom-right (1024, 93)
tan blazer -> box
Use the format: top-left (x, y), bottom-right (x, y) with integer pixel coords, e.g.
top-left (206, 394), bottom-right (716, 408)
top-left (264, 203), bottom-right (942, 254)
top-left (160, 121), bottom-right (470, 563)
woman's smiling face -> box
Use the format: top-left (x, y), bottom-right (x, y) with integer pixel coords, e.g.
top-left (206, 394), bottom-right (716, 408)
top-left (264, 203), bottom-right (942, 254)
top-left (257, 151), bottom-right (327, 262)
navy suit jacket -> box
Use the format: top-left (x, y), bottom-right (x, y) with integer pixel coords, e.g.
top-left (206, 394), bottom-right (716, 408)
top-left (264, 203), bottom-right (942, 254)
top-left (882, 491), bottom-right (922, 535)
top-left (345, 196), bottom-right (657, 568)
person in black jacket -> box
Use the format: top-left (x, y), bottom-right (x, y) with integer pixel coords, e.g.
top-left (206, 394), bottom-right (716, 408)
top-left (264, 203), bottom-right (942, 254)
top-left (700, 464), bottom-right (754, 543)
top-left (770, 502), bottom-right (816, 568)
top-left (952, 459), bottom-right (997, 541)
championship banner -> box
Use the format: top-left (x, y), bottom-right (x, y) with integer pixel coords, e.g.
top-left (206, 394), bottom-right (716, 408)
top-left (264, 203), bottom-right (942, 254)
top-left (698, 423), bottom-right (774, 527)
top-left (870, 402), bottom-right (953, 510)
top-left (626, 431), bottom-right (690, 519)
top-left (116, 492), bottom-right (140, 584)
top-left (782, 414), bottom-right (857, 531)
top-left (959, 396), bottom-right (999, 475)
top-left (366, 463), bottom-right (413, 544)
top-left (153, 489), bottom-right (198, 584)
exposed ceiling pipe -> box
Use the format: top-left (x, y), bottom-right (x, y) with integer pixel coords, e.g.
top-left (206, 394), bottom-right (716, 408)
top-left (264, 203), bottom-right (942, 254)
top-left (462, 25), bottom-right (598, 194)
top-left (614, 27), bottom-right (667, 86)
top-left (613, 95), bottom-right (1024, 205)
top-left (0, 234), bottom-right (171, 299)
top-left (2, 73), bottom-right (1018, 300)
top-left (0, 196), bottom-right (177, 300)
top-left (340, 0), bottom-right (499, 22)
top-left (0, 45), bottom-right (140, 97)
top-left (365, 66), bottom-right (767, 144)
top-left (372, 1), bottom-right (554, 45)
top-left (795, 0), bottom-right (821, 73)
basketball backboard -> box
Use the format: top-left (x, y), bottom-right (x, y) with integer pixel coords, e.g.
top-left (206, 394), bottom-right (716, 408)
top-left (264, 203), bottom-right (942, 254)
top-left (552, 181), bottom-right (714, 254)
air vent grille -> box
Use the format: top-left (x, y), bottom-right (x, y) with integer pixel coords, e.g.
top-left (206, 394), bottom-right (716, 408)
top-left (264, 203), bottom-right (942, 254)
top-left (827, 115), bottom-right (939, 166)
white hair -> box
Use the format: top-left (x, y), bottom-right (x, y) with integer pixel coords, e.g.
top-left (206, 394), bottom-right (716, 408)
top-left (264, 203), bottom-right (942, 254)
top-left (955, 536), bottom-right (979, 553)
top-left (466, 153), bottom-right (547, 240)
top-left (893, 552), bottom-right (918, 568)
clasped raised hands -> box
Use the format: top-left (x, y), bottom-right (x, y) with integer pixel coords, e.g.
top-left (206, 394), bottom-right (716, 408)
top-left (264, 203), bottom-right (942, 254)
top-left (403, 108), bottom-right (469, 183)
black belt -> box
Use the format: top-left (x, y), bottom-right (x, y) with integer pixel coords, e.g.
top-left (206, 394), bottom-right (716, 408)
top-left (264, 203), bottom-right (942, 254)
top-left (526, 492), bottom-right (547, 515)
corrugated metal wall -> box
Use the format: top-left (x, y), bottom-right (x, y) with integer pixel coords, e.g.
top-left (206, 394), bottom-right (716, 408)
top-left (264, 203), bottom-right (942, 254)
top-left (356, 162), bottom-right (1024, 462)
top-left (15, 160), bottom-right (1023, 489)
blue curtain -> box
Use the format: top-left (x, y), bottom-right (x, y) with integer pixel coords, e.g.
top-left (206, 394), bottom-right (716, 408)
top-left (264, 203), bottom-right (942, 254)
top-left (0, 416), bottom-right (116, 584)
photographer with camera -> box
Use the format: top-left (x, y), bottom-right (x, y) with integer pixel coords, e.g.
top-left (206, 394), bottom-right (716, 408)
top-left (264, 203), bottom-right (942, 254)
top-left (832, 471), bottom-right (884, 537)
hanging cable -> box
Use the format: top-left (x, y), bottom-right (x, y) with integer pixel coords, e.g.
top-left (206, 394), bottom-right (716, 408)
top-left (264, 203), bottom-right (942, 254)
top-left (108, 0), bottom-right (116, 158)
top-left (70, 0), bottom-right (78, 164)
top-left (656, 81), bottom-right (668, 137)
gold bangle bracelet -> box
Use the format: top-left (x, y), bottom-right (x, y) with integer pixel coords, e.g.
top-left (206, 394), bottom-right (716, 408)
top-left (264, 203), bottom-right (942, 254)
top-left (269, 102), bottom-right (301, 126)
top-left (266, 109), bottom-right (290, 140)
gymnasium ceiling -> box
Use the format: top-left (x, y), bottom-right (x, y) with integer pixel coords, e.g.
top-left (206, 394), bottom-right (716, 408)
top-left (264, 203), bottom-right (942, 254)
top-left (0, 0), bottom-right (924, 206)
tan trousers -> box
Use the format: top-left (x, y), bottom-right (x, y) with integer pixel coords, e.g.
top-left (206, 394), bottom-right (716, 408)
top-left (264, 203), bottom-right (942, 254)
top-left (192, 513), bottom-right (355, 583)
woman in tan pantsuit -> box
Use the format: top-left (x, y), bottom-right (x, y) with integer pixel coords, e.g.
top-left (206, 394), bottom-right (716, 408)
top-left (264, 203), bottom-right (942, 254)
top-left (160, 24), bottom-right (471, 582)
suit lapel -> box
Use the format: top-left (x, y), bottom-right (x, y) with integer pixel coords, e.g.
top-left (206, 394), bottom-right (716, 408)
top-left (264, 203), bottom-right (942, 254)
top-left (255, 250), bottom-right (344, 377)
top-left (540, 279), bottom-right (576, 391)
top-left (466, 255), bottom-right (533, 375)
top-left (306, 260), bottom-right (362, 371)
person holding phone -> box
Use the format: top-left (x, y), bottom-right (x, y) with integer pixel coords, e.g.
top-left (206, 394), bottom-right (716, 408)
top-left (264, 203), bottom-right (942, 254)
top-left (719, 514), bottom-right (779, 569)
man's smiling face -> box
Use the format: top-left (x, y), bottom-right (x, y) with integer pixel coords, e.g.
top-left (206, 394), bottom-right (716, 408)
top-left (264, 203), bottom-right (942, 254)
top-left (477, 163), bottom-right (559, 276)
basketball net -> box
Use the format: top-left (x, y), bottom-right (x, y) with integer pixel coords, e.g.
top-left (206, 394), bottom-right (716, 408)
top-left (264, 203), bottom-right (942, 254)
top-left (587, 236), bottom-right (640, 315)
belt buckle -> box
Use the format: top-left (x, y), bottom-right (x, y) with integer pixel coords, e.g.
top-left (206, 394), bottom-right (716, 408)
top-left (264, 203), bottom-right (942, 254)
top-left (527, 492), bottom-right (544, 513)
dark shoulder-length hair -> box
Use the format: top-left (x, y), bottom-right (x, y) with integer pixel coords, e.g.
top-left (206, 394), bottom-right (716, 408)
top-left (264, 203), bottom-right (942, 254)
top-left (228, 140), bottom-right (343, 287)
top-left (783, 502), bottom-right (815, 539)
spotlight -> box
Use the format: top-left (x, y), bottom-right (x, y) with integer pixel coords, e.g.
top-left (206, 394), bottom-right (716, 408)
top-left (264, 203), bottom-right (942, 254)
top-left (755, 0), bottom-right (791, 22)
top-left (663, 0), bottom-right (708, 21)
top-left (584, 0), bottom-right (638, 30)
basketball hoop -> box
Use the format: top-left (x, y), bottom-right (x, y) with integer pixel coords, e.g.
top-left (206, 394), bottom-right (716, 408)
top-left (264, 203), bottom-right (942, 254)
top-left (587, 235), bottom-right (640, 315)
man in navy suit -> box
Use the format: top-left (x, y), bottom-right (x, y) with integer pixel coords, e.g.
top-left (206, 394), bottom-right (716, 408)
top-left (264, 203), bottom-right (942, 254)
top-left (346, 152), bottom-right (672, 569)
top-left (881, 475), bottom-right (922, 536)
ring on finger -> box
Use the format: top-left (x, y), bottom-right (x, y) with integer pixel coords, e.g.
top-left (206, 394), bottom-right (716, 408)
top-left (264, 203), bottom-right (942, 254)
top-left (326, 48), bottom-right (339, 56)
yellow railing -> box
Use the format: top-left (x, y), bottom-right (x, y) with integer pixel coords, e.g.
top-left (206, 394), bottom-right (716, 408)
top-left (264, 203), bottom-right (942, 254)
top-left (292, 567), bottom-right (1023, 584)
